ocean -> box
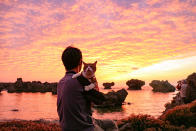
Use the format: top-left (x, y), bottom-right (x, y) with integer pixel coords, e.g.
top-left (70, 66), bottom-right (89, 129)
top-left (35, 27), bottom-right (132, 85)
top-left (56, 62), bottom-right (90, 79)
top-left (0, 86), bottom-right (177, 121)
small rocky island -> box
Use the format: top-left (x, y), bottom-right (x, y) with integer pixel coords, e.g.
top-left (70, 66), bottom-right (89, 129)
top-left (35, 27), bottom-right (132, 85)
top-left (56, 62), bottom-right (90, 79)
top-left (126, 79), bottom-right (145, 90)
top-left (103, 82), bottom-right (115, 89)
top-left (149, 80), bottom-right (175, 93)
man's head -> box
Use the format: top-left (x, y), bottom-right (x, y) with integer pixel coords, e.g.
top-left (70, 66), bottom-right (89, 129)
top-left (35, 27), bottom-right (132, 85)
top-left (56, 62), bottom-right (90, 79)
top-left (62, 46), bottom-right (82, 71)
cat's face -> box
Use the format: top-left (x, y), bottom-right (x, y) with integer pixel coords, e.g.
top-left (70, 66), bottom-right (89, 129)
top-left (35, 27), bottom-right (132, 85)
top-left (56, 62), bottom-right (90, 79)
top-left (83, 61), bottom-right (97, 78)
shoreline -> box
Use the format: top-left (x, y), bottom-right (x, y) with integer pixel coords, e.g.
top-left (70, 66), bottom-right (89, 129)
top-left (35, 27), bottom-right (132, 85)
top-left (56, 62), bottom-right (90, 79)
top-left (0, 118), bottom-right (60, 124)
top-left (1, 100), bottom-right (196, 130)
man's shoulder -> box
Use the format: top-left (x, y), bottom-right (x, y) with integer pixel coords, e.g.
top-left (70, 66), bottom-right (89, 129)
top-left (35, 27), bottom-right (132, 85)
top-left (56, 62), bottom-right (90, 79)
top-left (58, 74), bottom-right (82, 88)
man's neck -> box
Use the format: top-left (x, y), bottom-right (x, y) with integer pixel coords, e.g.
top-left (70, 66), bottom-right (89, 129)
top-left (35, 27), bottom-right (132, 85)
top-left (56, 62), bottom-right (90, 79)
top-left (69, 68), bottom-right (79, 73)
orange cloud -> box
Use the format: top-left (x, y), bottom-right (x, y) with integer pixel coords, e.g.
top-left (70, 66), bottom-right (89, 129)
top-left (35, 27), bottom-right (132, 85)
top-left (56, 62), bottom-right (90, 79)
top-left (0, 0), bottom-right (196, 86)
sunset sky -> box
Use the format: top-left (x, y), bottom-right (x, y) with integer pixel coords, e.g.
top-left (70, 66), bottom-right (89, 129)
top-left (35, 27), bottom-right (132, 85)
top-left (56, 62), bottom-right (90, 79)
top-left (0, 0), bottom-right (196, 87)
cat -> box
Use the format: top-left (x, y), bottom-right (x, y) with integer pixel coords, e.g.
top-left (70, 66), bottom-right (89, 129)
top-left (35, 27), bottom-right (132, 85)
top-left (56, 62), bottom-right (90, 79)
top-left (72, 61), bottom-right (98, 91)
top-left (72, 61), bottom-right (105, 105)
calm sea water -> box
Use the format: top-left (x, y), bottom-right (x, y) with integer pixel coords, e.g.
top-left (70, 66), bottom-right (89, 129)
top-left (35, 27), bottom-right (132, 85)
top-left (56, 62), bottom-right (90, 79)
top-left (0, 86), bottom-right (177, 121)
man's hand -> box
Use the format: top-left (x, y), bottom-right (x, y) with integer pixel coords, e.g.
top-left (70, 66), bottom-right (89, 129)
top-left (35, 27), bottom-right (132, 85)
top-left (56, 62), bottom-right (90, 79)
top-left (91, 76), bottom-right (99, 91)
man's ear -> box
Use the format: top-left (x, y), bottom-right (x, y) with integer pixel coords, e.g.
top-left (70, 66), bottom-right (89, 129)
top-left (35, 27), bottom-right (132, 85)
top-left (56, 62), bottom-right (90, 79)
top-left (79, 59), bottom-right (82, 65)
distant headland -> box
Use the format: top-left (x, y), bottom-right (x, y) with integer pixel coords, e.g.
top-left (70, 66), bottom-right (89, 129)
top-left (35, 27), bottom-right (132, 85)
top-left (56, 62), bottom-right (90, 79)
top-left (0, 77), bottom-right (177, 94)
top-left (0, 78), bottom-right (57, 94)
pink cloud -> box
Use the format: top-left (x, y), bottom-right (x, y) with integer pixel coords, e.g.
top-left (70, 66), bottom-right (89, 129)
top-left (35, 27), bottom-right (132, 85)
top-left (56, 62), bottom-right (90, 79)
top-left (0, 0), bottom-right (196, 85)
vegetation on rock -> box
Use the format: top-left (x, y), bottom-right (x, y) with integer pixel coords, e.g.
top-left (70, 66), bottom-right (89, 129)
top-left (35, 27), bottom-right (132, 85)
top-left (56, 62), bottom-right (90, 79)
top-left (160, 100), bottom-right (196, 128)
top-left (0, 120), bottom-right (61, 131)
top-left (117, 100), bottom-right (196, 131)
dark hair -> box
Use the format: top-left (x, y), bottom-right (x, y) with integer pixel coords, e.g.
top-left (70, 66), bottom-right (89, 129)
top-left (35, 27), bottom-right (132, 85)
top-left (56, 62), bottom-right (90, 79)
top-left (61, 46), bottom-right (82, 70)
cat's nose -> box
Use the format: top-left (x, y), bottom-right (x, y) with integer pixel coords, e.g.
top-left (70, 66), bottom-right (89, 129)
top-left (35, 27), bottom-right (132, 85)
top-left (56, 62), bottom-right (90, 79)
top-left (86, 67), bottom-right (92, 72)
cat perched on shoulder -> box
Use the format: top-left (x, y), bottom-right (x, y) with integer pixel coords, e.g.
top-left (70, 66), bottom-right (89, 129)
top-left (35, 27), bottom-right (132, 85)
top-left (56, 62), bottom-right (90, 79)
top-left (72, 61), bottom-right (105, 105)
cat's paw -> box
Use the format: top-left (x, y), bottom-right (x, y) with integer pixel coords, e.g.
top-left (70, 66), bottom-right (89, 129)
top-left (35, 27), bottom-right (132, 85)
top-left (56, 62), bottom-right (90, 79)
top-left (84, 83), bottom-right (95, 91)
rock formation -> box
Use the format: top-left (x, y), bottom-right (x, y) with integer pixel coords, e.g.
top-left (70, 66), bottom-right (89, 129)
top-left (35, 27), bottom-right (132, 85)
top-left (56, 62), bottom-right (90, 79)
top-left (126, 79), bottom-right (145, 90)
top-left (163, 72), bottom-right (196, 113)
top-left (149, 80), bottom-right (175, 92)
top-left (103, 82), bottom-right (115, 89)
top-left (94, 88), bottom-right (128, 108)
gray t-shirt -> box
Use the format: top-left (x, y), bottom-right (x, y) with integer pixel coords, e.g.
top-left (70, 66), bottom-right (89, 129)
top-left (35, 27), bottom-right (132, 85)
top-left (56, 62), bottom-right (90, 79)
top-left (57, 71), bottom-right (94, 131)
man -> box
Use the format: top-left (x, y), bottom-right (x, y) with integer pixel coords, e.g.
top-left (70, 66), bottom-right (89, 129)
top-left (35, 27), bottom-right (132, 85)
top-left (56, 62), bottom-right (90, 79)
top-left (57, 46), bottom-right (94, 131)
top-left (57, 46), bottom-right (118, 131)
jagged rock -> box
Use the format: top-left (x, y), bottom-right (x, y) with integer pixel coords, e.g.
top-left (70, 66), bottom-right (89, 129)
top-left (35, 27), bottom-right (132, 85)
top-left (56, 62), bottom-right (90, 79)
top-left (126, 79), bottom-right (145, 90)
top-left (94, 89), bottom-right (128, 108)
top-left (103, 82), bottom-right (115, 89)
top-left (150, 80), bottom-right (175, 92)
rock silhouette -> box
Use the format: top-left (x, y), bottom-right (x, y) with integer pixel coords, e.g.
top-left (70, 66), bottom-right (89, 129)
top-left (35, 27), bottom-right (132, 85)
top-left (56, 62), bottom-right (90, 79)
top-left (94, 88), bottom-right (128, 108)
top-left (149, 80), bottom-right (175, 92)
top-left (103, 82), bottom-right (115, 89)
top-left (1, 78), bottom-right (57, 94)
top-left (126, 79), bottom-right (145, 90)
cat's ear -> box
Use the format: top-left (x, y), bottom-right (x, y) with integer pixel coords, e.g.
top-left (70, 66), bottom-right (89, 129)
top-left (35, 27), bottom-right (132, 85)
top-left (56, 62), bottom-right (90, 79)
top-left (83, 61), bottom-right (87, 65)
top-left (94, 61), bottom-right (97, 65)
